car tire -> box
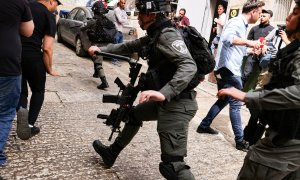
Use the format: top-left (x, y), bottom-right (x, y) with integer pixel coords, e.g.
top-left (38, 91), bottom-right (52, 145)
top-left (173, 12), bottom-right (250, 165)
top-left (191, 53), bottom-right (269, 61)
top-left (75, 37), bottom-right (86, 57)
top-left (57, 26), bottom-right (63, 43)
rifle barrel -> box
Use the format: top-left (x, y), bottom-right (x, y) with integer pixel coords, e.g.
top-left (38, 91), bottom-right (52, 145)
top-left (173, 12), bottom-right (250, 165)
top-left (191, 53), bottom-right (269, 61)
top-left (95, 51), bottom-right (131, 61)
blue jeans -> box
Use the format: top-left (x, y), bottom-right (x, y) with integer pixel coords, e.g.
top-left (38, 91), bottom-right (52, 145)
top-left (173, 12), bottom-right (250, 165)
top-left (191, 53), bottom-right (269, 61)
top-left (200, 68), bottom-right (244, 143)
top-left (0, 75), bottom-right (21, 165)
top-left (114, 31), bottom-right (123, 44)
top-left (112, 31), bottom-right (123, 63)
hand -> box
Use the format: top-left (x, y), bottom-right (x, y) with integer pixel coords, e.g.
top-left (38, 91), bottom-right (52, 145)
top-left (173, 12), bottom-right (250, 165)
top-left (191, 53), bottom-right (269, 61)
top-left (253, 48), bottom-right (262, 56)
top-left (88, 46), bottom-right (100, 57)
top-left (139, 90), bottom-right (166, 104)
top-left (261, 45), bottom-right (268, 55)
top-left (48, 69), bottom-right (60, 76)
top-left (279, 31), bottom-right (291, 45)
top-left (246, 40), bottom-right (261, 49)
top-left (214, 18), bottom-right (219, 24)
top-left (217, 87), bottom-right (246, 102)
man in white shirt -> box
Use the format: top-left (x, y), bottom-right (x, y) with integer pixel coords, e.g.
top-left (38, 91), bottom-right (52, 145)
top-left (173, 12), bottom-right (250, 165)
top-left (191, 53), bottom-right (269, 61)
top-left (208, 4), bottom-right (226, 83)
top-left (112, 0), bottom-right (129, 66)
top-left (211, 4), bottom-right (226, 56)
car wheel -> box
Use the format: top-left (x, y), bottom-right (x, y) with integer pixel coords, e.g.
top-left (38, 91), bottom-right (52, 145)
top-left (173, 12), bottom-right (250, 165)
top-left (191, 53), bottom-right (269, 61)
top-left (57, 26), bottom-right (63, 43)
top-left (75, 37), bottom-right (86, 57)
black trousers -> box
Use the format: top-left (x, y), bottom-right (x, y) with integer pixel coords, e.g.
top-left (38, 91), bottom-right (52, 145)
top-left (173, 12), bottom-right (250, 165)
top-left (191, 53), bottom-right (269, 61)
top-left (19, 58), bottom-right (46, 126)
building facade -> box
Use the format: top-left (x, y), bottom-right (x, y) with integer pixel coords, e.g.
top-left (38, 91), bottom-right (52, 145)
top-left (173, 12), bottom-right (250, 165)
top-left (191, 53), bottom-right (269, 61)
top-left (176, 0), bottom-right (295, 42)
top-left (58, 0), bottom-right (295, 41)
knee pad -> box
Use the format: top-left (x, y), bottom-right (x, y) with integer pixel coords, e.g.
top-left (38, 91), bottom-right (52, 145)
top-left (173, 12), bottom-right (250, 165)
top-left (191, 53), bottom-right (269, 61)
top-left (159, 154), bottom-right (184, 180)
top-left (159, 162), bottom-right (178, 180)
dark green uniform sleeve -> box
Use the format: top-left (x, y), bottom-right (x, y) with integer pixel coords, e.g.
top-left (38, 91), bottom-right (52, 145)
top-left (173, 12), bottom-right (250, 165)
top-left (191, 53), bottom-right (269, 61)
top-left (99, 36), bottom-right (149, 55)
top-left (245, 49), bottom-right (300, 110)
top-left (157, 28), bottom-right (197, 101)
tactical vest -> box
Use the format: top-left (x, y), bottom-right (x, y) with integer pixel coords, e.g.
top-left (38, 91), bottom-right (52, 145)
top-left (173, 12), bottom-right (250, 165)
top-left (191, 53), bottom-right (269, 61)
top-left (85, 15), bottom-right (117, 43)
top-left (139, 19), bottom-right (177, 91)
top-left (262, 39), bottom-right (300, 140)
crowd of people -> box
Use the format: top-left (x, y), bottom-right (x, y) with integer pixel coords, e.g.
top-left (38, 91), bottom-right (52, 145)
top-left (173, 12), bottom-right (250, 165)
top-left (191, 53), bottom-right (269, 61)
top-left (0, 0), bottom-right (300, 179)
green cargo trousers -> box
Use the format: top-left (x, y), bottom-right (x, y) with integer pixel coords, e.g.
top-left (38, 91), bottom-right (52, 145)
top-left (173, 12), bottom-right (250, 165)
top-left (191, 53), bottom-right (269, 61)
top-left (92, 55), bottom-right (105, 77)
top-left (238, 128), bottom-right (300, 180)
top-left (115, 97), bottom-right (198, 180)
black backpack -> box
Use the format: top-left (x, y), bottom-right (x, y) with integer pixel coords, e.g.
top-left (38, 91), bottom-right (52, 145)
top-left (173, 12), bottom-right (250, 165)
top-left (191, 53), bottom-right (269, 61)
top-left (147, 25), bottom-right (215, 90)
top-left (94, 17), bottom-right (117, 42)
top-left (180, 26), bottom-right (215, 89)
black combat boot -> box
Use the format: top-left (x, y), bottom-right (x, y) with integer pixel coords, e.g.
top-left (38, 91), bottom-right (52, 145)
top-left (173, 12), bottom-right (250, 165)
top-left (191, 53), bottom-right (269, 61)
top-left (97, 76), bottom-right (109, 89)
top-left (92, 140), bottom-right (123, 168)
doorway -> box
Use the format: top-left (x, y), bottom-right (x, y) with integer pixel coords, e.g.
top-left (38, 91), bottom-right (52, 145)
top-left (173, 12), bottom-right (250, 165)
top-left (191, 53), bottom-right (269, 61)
top-left (208, 0), bottom-right (228, 49)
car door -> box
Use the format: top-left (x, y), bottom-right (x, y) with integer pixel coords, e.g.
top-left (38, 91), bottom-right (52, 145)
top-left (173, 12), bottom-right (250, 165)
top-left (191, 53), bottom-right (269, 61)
top-left (61, 8), bottom-right (78, 44)
top-left (69, 9), bottom-right (86, 46)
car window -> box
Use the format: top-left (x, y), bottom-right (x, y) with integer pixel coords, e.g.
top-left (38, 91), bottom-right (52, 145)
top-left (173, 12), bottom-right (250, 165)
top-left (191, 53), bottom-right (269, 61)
top-left (67, 9), bottom-right (78, 20)
top-left (74, 9), bottom-right (86, 22)
top-left (87, 7), bottom-right (94, 17)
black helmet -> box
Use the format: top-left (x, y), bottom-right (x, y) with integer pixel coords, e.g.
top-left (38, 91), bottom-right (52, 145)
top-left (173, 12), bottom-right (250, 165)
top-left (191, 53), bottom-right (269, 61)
top-left (92, 1), bottom-right (108, 15)
top-left (135, 0), bottom-right (171, 14)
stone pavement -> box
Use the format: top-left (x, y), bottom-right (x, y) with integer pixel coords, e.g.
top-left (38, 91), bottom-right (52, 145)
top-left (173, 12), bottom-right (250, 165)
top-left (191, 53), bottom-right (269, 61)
top-left (0, 42), bottom-right (250, 180)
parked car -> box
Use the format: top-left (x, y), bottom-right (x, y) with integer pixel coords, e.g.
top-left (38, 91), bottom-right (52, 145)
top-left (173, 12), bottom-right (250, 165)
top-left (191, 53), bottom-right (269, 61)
top-left (57, 6), bottom-right (138, 57)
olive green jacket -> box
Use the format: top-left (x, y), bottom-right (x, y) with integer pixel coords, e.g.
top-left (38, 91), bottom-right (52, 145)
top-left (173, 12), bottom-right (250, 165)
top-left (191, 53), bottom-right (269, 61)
top-left (100, 27), bottom-right (196, 102)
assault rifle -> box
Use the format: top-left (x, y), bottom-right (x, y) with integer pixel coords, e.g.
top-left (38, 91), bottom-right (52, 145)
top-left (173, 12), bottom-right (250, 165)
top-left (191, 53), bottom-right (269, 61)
top-left (95, 52), bottom-right (142, 141)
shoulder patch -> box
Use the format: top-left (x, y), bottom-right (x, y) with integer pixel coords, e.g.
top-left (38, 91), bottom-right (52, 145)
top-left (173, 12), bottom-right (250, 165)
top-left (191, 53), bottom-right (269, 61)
top-left (171, 40), bottom-right (188, 54)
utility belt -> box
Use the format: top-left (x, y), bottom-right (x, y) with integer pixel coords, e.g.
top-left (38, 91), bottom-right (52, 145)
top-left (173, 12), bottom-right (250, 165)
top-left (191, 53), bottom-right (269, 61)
top-left (173, 90), bottom-right (197, 100)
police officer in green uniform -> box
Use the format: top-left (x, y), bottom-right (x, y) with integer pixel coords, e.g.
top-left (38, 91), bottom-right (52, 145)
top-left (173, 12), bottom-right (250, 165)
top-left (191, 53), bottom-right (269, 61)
top-left (218, 1), bottom-right (300, 178)
top-left (82, 1), bottom-right (115, 89)
top-left (88, 0), bottom-right (198, 179)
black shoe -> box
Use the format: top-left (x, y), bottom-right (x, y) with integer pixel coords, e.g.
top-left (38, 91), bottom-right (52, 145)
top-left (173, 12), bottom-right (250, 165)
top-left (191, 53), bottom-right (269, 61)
top-left (92, 140), bottom-right (117, 168)
top-left (196, 126), bottom-right (218, 134)
top-left (97, 83), bottom-right (109, 89)
top-left (236, 140), bottom-right (249, 152)
top-left (17, 108), bottom-right (31, 140)
top-left (30, 126), bottom-right (40, 137)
